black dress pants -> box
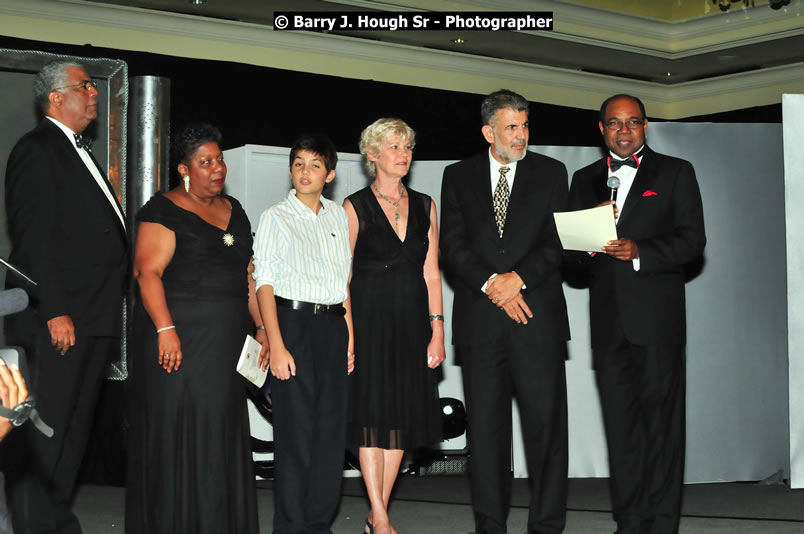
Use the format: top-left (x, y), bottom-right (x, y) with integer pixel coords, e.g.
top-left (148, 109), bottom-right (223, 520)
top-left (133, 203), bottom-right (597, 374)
top-left (268, 307), bottom-right (349, 534)
top-left (2, 326), bottom-right (114, 534)
top-left (460, 337), bottom-right (568, 534)
top-left (594, 333), bottom-right (685, 534)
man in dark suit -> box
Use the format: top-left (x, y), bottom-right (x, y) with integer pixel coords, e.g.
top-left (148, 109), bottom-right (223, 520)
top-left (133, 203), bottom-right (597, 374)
top-left (568, 94), bottom-right (706, 534)
top-left (440, 89), bottom-right (570, 534)
top-left (2, 61), bottom-right (127, 534)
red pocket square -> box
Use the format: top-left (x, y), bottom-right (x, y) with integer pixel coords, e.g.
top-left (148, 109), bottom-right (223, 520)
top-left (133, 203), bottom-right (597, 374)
top-left (642, 190), bottom-right (658, 197)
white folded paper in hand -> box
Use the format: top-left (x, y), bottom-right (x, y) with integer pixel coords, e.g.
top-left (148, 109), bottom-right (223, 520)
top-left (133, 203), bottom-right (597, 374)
top-left (553, 205), bottom-right (618, 252)
top-left (236, 334), bottom-right (267, 388)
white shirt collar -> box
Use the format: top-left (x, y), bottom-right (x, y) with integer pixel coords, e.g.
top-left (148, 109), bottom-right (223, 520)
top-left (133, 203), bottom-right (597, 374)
top-left (46, 116), bottom-right (78, 140)
top-left (608, 144), bottom-right (646, 162)
top-left (288, 189), bottom-right (330, 217)
top-left (488, 147), bottom-right (518, 175)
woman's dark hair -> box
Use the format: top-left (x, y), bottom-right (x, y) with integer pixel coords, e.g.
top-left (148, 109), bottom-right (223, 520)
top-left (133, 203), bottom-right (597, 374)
top-left (289, 133), bottom-right (338, 173)
top-left (171, 122), bottom-right (222, 168)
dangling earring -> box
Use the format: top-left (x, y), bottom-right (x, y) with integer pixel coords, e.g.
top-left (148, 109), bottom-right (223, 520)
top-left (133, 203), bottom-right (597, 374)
top-left (183, 175), bottom-right (190, 193)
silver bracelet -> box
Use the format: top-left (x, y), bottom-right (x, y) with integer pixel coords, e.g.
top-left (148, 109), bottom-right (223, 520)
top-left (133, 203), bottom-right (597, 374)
top-left (429, 314), bottom-right (444, 321)
top-left (156, 325), bottom-right (176, 334)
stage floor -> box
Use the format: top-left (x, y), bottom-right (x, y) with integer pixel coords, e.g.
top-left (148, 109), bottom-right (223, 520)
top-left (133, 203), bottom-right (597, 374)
top-left (66, 475), bottom-right (804, 533)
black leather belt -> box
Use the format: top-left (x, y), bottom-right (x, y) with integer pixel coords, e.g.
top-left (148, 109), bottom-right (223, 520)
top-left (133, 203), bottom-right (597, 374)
top-left (275, 296), bottom-right (345, 316)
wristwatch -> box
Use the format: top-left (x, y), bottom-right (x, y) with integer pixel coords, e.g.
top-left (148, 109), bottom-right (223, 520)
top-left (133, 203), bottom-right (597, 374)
top-left (4, 400), bottom-right (33, 427)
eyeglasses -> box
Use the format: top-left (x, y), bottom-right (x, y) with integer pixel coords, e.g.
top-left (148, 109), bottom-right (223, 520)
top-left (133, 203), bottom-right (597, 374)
top-left (604, 118), bottom-right (645, 131)
top-left (53, 80), bottom-right (98, 92)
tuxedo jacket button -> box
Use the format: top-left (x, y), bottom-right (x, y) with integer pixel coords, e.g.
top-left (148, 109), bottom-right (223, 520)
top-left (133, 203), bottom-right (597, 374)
top-left (499, 248), bottom-right (506, 255)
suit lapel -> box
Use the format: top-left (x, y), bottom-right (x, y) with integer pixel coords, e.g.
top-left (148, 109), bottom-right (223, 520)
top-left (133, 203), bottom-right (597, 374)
top-left (87, 150), bottom-right (127, 230)
top-left (44, 120), bottom-right (127, 240)
top-left (617, 147), bottom-right (656, 230)
top-left (593, 160), bottom-right (610, 204)
top-left (468, 153), bottom-right (501, 240)
top-left (504, 155), bottom-right (534, 239)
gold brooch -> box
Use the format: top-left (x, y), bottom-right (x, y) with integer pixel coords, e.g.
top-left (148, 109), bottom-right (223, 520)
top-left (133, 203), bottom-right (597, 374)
top-left (222, 233), bottom-right (235, 246)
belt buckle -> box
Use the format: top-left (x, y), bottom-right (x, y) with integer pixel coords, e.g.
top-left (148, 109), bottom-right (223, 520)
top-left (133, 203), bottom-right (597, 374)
top-left (313, 303), bottom-right (323, 314)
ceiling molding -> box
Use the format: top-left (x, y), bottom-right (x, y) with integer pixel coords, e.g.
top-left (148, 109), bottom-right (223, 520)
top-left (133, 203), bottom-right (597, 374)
top-left (438, 0), bottom-right (804, 53)
top-left (2, 0), bottom-right (801, 119)
top-left (529, 25), bottom-right (804, 61)
top-left (41, 0), bottom-right (804, 56)
top-left (673, 61), bottom-right (804, 99)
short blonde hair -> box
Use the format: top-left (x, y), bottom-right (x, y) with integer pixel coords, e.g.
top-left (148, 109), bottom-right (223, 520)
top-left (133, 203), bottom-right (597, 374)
top-left (358, 118), bottom-right (416, 177)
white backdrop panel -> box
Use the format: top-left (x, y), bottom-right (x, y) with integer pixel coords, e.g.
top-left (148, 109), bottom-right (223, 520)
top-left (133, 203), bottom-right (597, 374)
top-left (783, 94), bottom-right (804, 488)
top-left (648, 123), bottom-right (788, 483)
top-left (225, 121), bottom-right (789, 482)
top-left (530, 146), bottom-right (611, 477)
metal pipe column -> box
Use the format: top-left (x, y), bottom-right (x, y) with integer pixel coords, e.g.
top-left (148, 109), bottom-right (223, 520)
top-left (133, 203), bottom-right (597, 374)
top-left (120, 76), bottom-right (171, 379)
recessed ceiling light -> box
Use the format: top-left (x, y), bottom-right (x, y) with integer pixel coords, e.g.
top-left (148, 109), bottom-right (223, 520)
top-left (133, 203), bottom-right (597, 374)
top-left (189, 0), bottom-right (205, 5)
top-left (452, 37), bottom-right (465, 44)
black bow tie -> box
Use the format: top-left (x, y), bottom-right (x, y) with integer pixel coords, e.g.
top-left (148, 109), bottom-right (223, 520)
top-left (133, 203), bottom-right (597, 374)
top-left (73, 134), bottom-right (92, 151)
top-left (608, 155), bottom-right (638, 172)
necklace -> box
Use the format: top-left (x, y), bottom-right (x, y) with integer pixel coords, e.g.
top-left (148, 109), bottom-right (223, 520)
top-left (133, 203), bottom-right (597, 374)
top-left (372, 181), bottom-right (406, 229)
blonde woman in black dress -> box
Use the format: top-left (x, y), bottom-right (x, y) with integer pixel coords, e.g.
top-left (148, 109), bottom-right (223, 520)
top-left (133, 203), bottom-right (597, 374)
top-left (345, 118), bottom-right (445, 534)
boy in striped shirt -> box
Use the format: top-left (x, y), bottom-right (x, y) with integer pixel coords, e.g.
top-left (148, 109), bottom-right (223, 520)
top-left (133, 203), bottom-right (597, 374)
top-left (253, 134), bottom-right (354, 534)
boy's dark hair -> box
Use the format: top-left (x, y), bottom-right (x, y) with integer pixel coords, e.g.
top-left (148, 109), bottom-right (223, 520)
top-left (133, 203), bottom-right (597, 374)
top-left (289, 134), bottom-right (338, 172)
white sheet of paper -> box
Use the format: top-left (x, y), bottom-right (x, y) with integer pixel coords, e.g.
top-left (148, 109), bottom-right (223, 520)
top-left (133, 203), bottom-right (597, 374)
top-left (553, 205), bottom-right (618, 252)
top-left (236, 334), bottom-right (267, 388)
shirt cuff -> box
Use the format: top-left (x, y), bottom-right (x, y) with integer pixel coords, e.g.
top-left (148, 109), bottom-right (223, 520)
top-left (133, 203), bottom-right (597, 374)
top-left (481, 273), bottom-right (498, 293)
top-left (512, 271), bottom-right (526, 290)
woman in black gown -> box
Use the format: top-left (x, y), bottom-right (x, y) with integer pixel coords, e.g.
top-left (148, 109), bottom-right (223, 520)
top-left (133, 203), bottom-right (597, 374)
top-left (126, 124), bottom-right (265, 533)
top-left (345, 118), bottom-right (445, 534)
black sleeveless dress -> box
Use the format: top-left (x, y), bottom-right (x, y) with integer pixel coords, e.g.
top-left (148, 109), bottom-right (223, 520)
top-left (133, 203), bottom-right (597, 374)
top-left (346, 186), bottom-right (442, 450)
top-left (126, 193), bottom-right (258, 534)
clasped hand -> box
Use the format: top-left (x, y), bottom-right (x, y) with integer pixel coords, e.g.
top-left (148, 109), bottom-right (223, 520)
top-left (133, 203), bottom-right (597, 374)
top-left (486, 273), bottom-right (532, 324)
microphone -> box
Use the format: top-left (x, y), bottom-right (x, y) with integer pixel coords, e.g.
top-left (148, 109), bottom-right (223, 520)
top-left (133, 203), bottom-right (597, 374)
top-left (0, 257), bottom-right (37, 287)
top-left (0, 288), bottom-right (29, 317)
top-left (607, 175), bottom-right (621, 202)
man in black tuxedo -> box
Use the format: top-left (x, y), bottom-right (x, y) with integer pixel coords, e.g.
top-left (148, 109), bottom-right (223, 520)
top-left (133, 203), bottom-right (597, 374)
top-left (2, 61), bottom-right (128, 534)
top-left (440, 89), bottom-right (570, 534)
top-left (568, 94), bottom-right (706, 534)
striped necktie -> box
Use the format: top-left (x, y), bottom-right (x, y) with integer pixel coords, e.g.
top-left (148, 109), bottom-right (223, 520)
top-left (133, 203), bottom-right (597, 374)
top-left (493, 166), bottom-right (510, 237)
